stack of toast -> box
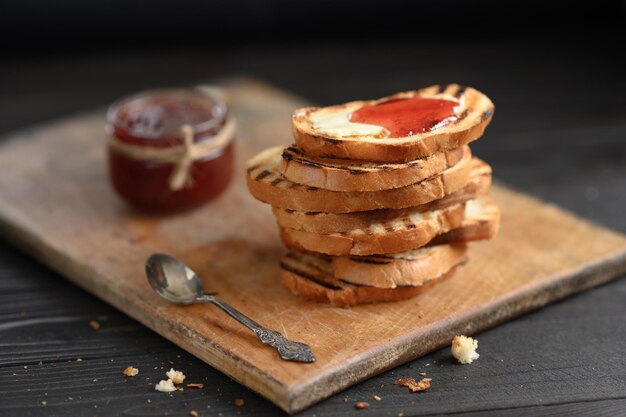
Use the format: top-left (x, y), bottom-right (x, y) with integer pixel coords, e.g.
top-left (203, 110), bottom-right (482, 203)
top-left (247, 84), bottom-right (499, 307)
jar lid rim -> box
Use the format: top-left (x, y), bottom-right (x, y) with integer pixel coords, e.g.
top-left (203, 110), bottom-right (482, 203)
top-left (107, 88), bottom-right (227, 140)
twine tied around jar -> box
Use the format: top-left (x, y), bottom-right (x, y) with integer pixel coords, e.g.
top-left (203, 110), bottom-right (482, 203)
top-left (108, 116), bottom-right (235, 191)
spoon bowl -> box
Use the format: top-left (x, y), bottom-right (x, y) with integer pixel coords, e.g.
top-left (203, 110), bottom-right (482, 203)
top-left (146, 253), bottom-right (204, 304)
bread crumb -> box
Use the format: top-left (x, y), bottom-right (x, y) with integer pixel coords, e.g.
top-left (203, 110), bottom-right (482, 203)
top-left (187, 383), bottom-right (204, 389)
top-left (155, 379), bottom-right (177, 393)
top-left (355, 402), bottom-right (369, 409)
top-left (166, 368), bottom-right (186, 384)
top-left (419, 372), bottom-right (427, 376)
top-left (451, 335), bottom-right (479, 364)
top-left (41, 400), bottom-right (47, 406)
top-left (190, 411), bottom-right (199, 417)
top-left (234, 398), bottom-right (244, 407)
top-left (395, 377), bottom-right (432, 392)
top-left (122, 366), bottom-right (139, 377)
top-left (88, 320), bottom-right (101, 330)
top-left (398, 412), bottom-right (404, 417)
top-left (372, 395), bottom-right (381, 401)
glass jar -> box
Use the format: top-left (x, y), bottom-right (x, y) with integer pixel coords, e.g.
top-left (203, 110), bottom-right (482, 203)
top-left (106, 88), bottom-right (235, 212)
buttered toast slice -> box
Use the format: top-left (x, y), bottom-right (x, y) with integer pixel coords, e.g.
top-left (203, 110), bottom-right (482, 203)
top-left (292, 84), bottom-right (494, 163)
top-left (273, 157), bottom-right (491, 234)
top-left (280, 196), bottom-right (500, 256)
top-left (247, 145), bottom-right (473, 213)
top-left (280, 247), bottom-right (465, 307)
top-left (280, 145), bottom-right (465, 192)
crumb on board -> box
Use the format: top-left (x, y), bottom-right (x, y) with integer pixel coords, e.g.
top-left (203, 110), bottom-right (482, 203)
top-left (187, 383), bottom-right (204, 389)
top-left (166, 368), bottom-right (186, 384)
top-left (451, 335), bottom-right (480, 364)
top-left (395, 377), bottom-right (432, 392)
top-left (122, 366), bottom-right (139, 377)
top-left (155, 379), bottom-right (177, 393)
top-left (419, 372), bottom-right (427, 376)
top-left (372, 395), bottom-right (381, 401)
top-left (234, 398), bottom-right (245, 407)
top-left (88, 320), bottom-right (101, 330)
top-left (190, 411), bottom-right (199, 417)
top-left (355, 402), bottom-right (369, 409)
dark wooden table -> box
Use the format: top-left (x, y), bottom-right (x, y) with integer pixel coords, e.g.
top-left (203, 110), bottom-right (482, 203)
top-left (1, 39), bottom-right (625, 417)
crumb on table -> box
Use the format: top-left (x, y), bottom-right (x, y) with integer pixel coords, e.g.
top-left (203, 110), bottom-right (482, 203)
top-left (166, 368), bottom-right (186, 384)
top-left (122, 366), bottom-right (139, 377)
top-left (155, 379), bottom-right (177, 393)
top-left (355, 401), bottom-right (370, 409)
top-left (451, 335), bottom-right (480, 364)
top-left (395, 377), bottom-right (432, 392)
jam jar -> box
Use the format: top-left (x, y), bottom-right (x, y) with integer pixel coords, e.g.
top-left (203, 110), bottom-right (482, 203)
top-left (106, 88), bottom-right (235, 212)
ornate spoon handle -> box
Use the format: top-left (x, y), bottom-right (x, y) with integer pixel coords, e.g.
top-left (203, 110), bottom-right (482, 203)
top-left (198, 294), bottom-right (315, 363)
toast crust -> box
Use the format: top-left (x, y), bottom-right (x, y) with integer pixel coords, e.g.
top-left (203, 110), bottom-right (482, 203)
top-left (247, 146), bottom-right (473, 213)
top-left (292, 84), bottom-right (494, 163)
top-left (431, 196), bottom-right (501, 244)
top-left (332, 243), bottom-right (468, 288)
top-left (280, 145), bottom-right (464, 192)
top-left (279, 203), bottom-right (466, 256)
top-left (273, 158), bottom-right (491, 234)
top-left (281, 196), bottom-right (501, 255)
top-left (280, 251), bottom-right (463, 307)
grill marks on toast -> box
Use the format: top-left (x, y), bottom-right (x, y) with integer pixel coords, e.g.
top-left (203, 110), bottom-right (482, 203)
top-left (453, 85), bottom-right (468, 98)
top-left (280, 145), bottom-right (465, 191)
top-left (246, 146), bottom-right (474, 213)
top-left (332, 243), bottom-right (468, 288)
top-left (254, 170), bottom-right (271, 181)
top-left (279, 203), bottom-right (466, 256)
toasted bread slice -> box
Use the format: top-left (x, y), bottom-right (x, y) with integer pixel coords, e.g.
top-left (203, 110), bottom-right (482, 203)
top-left (279, 202), bottom-right (466, 256)
top-left (292, 84), bottom-right (494, 163)
top-left (431, 196), bottom-right (500, 244)
top-left (273, 157), bottom-right (491, 234)
top-left (280, 250), bottom-right (463, 307)
top-left (332, 243), bottom-right (468, 288)
top-left (280, 196), bottom-right (500, 256)
top-left (247, 145), bottom-right (473, 213)
top-left (280, 145), bottom-right (465, 192)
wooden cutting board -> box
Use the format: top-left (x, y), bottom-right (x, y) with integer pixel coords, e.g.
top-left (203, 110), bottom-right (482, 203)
top-left (1, 78), bottom-right (626, 414)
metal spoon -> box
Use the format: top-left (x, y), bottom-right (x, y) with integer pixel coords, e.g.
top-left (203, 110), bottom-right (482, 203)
top-left (145, 253), bottom-right (315, 363)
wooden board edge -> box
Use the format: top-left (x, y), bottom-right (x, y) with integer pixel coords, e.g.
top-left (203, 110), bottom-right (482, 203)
top-left (285, 249), bottom-right (626, 413)
top-left (0, 216), bottom-right (294, 413)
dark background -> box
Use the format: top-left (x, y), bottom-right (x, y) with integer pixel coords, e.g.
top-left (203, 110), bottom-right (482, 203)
top-left (1, 1), bottom-right (626, 416)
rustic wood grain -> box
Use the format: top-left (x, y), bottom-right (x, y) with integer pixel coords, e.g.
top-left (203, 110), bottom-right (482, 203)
top-left (0, 78), bottom-right (625, 414)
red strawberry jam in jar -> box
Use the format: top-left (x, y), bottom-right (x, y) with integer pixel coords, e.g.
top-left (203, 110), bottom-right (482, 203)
top-left (106, 88), bottom-right (235, 212)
